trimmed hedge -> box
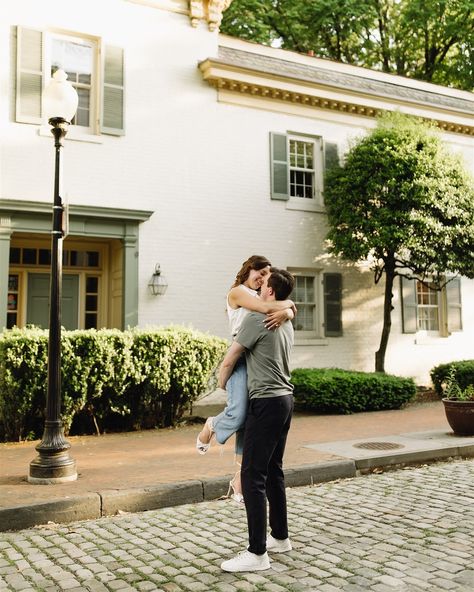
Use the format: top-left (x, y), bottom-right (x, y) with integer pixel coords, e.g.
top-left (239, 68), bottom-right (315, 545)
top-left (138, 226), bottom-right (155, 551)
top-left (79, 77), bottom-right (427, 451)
top-left (0, 326), bottom-right (227, 441)
top-left (430, 360), bottom-right (474, 397)
top-left (291, 368), bottom-right (416, 414)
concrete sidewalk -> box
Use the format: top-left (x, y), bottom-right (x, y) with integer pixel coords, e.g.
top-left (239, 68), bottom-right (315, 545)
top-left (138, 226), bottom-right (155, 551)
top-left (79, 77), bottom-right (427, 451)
top-left (1, 399), bottom-right (473, 532)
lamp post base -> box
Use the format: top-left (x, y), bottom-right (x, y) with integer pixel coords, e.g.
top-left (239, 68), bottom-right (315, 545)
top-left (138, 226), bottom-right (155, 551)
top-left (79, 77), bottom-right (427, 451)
top-left (28, 421), bottom-right (77, 484)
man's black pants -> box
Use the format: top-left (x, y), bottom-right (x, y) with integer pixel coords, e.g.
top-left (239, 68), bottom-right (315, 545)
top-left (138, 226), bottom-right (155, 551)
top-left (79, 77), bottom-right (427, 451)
top-left (241, 394), bottom-right (293, 555)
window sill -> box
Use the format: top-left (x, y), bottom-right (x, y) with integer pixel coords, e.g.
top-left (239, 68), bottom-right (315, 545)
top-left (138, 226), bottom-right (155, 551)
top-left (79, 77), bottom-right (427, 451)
top-left (414, 332), bottom-right (449, 345)
top-left (286, 199), bottom-right (325, 213)
top-left (38, 126), bottom-right (104, 144)
top-left (294, 338), bottom-right (329, 346)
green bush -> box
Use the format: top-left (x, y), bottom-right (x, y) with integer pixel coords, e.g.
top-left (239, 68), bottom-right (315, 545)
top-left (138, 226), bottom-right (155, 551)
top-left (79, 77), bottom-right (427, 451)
top-left (291, 368), bottom-right (416, 414)
top-left (0, 326), bottom-right (227, 441)
top-left (430, 360), bottom-right (474, 397)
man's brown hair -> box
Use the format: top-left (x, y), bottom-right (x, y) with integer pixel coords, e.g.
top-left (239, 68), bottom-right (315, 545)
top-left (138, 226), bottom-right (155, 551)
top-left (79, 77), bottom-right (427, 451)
top-left (268, 268), bottom-right (294, 300)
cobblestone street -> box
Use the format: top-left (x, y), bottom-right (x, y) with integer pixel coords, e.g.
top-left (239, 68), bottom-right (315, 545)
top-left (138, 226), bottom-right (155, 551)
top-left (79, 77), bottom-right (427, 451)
top-left (1, 459), bottom-right (473, 592)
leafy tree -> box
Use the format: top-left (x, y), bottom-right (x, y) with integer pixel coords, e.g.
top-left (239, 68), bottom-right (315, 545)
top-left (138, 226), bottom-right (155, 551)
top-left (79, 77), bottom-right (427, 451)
top-left (324, 113), bottom-right (474, 372)
top-left (221, 0), bottom-right (474, 90)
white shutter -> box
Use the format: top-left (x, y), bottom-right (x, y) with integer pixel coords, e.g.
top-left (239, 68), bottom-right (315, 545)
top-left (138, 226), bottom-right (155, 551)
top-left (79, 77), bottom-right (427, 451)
top-left (101, 45), bottom-right (125, 136)
top-left (16, 27), bottom-right (43, 124)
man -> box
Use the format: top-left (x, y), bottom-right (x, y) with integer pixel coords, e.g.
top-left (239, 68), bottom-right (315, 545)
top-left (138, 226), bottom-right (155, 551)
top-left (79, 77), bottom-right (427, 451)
top-left (218, 267), bottom-right (295, 573)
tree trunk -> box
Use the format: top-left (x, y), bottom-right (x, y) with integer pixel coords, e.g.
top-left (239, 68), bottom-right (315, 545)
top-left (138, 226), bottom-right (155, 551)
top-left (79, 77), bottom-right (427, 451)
top-left (375, 261), bottom-right (395, 373)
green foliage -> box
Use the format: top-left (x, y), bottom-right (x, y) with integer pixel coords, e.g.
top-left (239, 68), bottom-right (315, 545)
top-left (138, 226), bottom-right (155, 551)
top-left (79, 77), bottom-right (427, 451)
top-left (325, 112), bottom-right (474, 283)
top-left (443, 367), bottom-right (474, 401)
top-left (221, 0), bottom-right (474, 90)
top-left (430, 360), bottom-right (474, 397)
top-left (291, 368), bottom-right (416, 414)
top-left (0, 327), bottom-right (227, 441)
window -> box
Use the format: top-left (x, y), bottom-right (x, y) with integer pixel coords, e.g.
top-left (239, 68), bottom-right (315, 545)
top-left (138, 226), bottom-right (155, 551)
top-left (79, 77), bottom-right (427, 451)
top-left (289, 139), bottom-right (315, 199)
top-left (401, 277), bottom-right (462, 335)
top-left (16, 26), bottom-right (125, 136)
top-left (51, 34), bottom-right (95, 128)
top-left (416, 282), bottom-right (439, 331)
top-left (270, 132), bottom-right (338, 210)
top-left (7, 275), bottom-right (20, 329)
top-left (289, 271), bottom-right (342, 338)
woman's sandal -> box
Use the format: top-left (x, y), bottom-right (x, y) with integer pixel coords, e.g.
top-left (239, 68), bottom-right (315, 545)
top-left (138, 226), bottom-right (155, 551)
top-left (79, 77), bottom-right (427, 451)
top-left (196, 417), bottom-right (214, 455)
top-left (227, 469), bottom-right (244, 504)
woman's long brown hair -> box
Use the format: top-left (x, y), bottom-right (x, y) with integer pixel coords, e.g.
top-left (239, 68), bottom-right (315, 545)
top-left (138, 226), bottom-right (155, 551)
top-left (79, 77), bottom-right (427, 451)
top-left (231, 255), bottom-right (271, 288)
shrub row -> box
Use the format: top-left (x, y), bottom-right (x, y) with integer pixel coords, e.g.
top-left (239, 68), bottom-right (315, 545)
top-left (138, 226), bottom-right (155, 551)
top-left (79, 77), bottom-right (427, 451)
top-left (0, 326), bottom-right (227, 442)
top-left (291, 368), bottom-right (416, 414)
top-left (430, 360), bottom-right (474, 397)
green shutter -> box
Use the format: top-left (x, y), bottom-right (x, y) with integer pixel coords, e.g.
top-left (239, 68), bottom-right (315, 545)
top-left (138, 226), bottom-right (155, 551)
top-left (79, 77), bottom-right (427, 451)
top-left (324, 141), bottom-right (339, 170)
top-left (16, 26), bottom-right (43, 124)
top-left (400, 276), bottom-right (417, 333)
top-left (270, 132), bottom-right (289, 200)
top-left (446, 278), bottom-right (462, 332)
top-left (101, 45), bottom-right (125, 136)
top-left (324, 273), bottom-right (342, 336)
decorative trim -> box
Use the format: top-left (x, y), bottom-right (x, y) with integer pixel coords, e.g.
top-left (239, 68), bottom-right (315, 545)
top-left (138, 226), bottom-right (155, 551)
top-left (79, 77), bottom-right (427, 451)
top-left (190, 0), bottom-right (233, 31)
top-left (0, 199), bottom-right (154, 222)
top-left (217, 47), bottom-right (474, 116)
top-left (199, 56), bottom-right (474, 136)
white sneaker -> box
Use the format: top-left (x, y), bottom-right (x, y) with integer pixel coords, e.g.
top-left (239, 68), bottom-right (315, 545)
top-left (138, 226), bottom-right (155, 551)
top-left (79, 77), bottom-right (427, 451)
top-left (221, 550), bottom-right (271, 572)
top-left (267, 534), bottom-right (292, 553)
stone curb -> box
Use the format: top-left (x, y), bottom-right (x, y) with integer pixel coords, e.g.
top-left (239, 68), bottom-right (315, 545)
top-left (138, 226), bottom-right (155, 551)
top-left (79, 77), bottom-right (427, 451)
top-left (0, 460), bottom-right (356, 533)
top-left (1, 449), bottom-right (471, 533)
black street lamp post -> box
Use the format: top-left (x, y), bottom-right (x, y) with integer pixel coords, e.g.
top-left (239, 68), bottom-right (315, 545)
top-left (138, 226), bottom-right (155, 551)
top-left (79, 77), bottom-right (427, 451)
top-left (29, 70), bottom-right (78, 484)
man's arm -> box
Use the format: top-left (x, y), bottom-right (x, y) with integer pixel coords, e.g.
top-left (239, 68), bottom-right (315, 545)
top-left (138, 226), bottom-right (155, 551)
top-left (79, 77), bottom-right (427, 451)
top-left (218, 340), bottom-right (245, 389)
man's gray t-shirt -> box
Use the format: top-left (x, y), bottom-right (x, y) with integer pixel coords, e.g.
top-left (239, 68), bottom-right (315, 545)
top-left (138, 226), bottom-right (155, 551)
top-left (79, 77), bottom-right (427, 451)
top-left (235, 311), bottom-right (294, 399)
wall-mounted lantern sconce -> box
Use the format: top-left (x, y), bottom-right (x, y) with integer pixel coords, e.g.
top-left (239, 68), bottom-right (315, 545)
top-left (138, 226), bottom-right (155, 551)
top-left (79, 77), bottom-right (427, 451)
top-left (148, 264), bottom-right (168, 296)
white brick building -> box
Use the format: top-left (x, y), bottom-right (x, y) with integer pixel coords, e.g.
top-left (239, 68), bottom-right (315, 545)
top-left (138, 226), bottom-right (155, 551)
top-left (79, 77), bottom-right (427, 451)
top-left (0, 0), bottom-right (473, 384)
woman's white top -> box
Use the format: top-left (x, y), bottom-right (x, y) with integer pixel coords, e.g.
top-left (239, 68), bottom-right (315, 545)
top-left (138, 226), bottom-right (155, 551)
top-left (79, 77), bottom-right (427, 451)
top-left (227, 284), bottom-right (258, 337)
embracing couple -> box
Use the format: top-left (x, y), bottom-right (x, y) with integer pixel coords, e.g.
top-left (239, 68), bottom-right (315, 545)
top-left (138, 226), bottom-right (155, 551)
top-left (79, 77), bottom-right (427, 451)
top-left (196, 255), bottom-right (296, 572)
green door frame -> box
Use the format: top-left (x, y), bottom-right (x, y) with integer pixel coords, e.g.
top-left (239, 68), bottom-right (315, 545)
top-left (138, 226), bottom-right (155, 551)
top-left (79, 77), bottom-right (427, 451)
top-left (0, 199), bottom-right (153, 331)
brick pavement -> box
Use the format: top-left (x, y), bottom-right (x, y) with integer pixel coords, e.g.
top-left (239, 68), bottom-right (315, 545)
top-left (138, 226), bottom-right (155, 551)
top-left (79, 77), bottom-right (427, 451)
top-left (1, 458), bottom-right (473, 592)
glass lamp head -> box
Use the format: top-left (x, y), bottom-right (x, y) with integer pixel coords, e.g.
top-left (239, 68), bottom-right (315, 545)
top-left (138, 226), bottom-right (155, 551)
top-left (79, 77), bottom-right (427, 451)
top-left (43, 69), bottom-right (79, 123)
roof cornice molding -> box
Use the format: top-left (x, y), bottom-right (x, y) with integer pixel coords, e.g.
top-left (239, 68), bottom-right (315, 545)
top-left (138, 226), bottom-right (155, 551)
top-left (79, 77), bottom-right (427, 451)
top-left (199, 48), bottom-right (474, 136)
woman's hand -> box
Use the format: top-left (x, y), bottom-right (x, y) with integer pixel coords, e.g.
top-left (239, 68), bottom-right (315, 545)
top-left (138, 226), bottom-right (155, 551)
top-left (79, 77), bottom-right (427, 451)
top-left (264, 308), bottom-right (293, 331)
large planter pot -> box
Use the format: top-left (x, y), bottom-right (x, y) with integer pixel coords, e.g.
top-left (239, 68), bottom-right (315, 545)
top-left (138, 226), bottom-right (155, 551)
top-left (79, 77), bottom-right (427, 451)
top-left (442, 398), bottom-right (474, 436)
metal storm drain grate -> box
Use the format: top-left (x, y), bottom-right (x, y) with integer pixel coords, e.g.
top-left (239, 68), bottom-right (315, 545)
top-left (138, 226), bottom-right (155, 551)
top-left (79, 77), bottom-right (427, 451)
top-left (353, 441), bottom-right (405, 450)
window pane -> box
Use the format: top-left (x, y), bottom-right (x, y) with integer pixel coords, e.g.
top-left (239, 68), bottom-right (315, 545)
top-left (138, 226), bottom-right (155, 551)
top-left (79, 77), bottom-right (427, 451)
top-left (8, 275), bottom-right (19, 291)
top-left (86, 251), bottom-right (99, 267)
top-left (9, 248), bottom-right (20, 264)
top-left (38, 249), bottom-right (51, 265)
top-left (7, 313), bottom-right (17, 329)
top-left (22, 248), bottom-right (36, 264)
top-left (7, 293), bottom-right (17, 310)
top-left (86, 295), bottom-right (97, 311)
top-left (85, 313), bottom-right (97, 329)
top-left (86, 276), bottom-right (98, 293)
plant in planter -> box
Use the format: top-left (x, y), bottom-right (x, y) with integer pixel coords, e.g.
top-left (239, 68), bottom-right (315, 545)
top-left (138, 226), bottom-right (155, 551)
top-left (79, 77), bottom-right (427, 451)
top-left (442, 368), bottom-right (474, 436)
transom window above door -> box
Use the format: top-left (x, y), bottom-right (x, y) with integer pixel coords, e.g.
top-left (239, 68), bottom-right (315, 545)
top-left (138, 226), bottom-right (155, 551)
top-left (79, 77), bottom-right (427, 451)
top-left (9, 247), bottom-right (100, 268)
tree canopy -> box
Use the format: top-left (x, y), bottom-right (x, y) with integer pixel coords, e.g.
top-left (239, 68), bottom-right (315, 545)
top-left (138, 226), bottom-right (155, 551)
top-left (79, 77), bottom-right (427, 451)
top-left (221, 0), bottom-right (474, 91)
top-left (324, 113), bottom-right (474, 371)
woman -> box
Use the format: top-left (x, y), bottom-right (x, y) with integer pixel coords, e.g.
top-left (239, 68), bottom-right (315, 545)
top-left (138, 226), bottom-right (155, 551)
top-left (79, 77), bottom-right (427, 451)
top-left (196, 255), bottom-right (295, 502)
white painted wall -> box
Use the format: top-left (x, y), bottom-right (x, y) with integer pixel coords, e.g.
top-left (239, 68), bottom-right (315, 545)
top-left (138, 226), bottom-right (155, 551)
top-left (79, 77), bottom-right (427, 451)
top-left (1, 0), bottom-right (473, 385)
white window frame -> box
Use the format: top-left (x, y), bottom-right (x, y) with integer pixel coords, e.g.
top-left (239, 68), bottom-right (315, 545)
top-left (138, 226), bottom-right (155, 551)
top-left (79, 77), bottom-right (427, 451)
top-left (43, 30), bottom-right (100, 136)
top-left (415, 280), bottom-right (440, 332)
top-left (286, 134), bottom-right (324, 213)
top-left (289, 268), bottom-right (325, 342)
